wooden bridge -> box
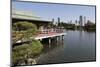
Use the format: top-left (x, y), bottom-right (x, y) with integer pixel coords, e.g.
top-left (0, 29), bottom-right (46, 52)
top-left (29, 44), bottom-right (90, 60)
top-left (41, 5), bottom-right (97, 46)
top-left (16, 29), bottom-right (66, 44)
top-left (34, 29), bottom-right (66, 40)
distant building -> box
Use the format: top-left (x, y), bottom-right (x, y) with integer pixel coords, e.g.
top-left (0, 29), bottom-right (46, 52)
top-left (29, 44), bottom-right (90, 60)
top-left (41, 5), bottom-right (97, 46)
top-left (79, 15), bottom-right (83, 26)
top-left (58, 17), bottom-right (60, 23)
top-left (79, 15), bottom-right (87, 26)
top-left (83, 16), bottom-right (86, 26)
top-left (75, 20), bottom-right (78, 26)
top-left (52, 18), bottom-right (54, 23)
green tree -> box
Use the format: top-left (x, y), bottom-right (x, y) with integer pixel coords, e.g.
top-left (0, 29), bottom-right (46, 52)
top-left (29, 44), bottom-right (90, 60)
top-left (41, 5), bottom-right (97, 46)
top-left (12, 40), bottom-right (43, 65)
top-left (84, 20), bottom-right (96, 31)
top-left (12, 21), bottom-right (43, 65)
top-left (12, 21), bottom-right (38, 44)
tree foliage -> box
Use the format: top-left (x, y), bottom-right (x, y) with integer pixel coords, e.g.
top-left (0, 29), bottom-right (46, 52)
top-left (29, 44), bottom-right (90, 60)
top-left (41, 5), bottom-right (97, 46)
top-left (13, 21), bottom-right (37, 31)
top-left (12, 21), bottom-right (38, 44)
top-left (12, 21), bottom-right (43, 65)
top-left (84, 20), bottom-right (96, 30)
top-left (12, 40), bottom-right (43, 65)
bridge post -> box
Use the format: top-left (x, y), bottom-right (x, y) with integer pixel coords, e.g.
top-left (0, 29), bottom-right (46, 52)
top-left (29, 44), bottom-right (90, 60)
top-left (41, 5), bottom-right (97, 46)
top-left (59, 36), bottom-right (61, 41)
top-left (49, 38), bottom-right (51, 47)
top-left (56, 36), bottom-right (59, 45)
top-left (62, 35), bottom-right (64, 40)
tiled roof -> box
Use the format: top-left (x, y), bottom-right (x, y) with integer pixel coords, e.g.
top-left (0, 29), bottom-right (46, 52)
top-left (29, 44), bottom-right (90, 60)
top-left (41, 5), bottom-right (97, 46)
top-left (12, 9), bottom-right (41, 20)
top-left (12, 9), bottom-right (52, 22)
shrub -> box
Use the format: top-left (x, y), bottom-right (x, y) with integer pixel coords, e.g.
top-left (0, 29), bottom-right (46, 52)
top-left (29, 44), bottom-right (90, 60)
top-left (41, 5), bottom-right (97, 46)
top-left (13, 21), bottom-right (37, 33)
top-left (12, 21), bottom-right (38, 44)
top-left (12, 40), bottom-right (43, 65)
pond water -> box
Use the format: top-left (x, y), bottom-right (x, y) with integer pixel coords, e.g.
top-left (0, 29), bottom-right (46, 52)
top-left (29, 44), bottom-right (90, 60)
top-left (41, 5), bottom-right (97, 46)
top-left (36, 30), bottom-right (96, 64)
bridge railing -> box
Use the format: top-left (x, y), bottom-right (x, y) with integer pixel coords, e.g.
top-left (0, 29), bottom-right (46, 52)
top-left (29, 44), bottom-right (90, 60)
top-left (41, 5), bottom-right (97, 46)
top-left (38, 28), bottom-right (65, 34)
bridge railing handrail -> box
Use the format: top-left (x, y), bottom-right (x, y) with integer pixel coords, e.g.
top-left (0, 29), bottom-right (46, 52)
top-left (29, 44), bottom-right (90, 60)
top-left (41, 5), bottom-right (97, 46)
top-left (38, 28), bottom-right (65, 34)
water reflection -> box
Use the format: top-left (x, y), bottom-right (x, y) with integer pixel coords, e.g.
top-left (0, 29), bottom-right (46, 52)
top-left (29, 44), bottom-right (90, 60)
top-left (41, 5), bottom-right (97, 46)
top-left (36, 30), bottom-right (96, 64)
top-left (41, 37), bottom-right (64, 53)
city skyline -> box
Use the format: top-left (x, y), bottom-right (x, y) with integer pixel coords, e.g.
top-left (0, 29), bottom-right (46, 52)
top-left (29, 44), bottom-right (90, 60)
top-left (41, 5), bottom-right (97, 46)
top-left (12, 1), bottom-right (96, 23)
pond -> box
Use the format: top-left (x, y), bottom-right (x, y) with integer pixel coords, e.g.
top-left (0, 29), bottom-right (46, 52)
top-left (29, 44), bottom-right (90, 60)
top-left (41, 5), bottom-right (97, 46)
top-left (36, 30), bottom-right (96, 64)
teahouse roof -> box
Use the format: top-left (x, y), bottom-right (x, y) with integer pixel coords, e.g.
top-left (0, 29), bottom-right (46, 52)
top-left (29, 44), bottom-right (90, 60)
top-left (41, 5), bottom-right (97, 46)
top-left (12, 9), bottom-right (52, 23)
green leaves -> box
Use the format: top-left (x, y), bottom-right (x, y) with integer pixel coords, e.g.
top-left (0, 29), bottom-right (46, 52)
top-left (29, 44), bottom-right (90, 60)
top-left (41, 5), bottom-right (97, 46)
top-left (12, 40), bottom-right (43, 65)
top-left (12, 21), bottom-right (38, 44)
top-left (12, 21), bottom-right (43, 65)
top-left (13, 21), bottom-right (37, 31)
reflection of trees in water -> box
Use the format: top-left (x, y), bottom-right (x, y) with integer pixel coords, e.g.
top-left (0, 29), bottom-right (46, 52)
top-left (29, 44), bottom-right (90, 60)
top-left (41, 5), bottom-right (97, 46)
top-left (41, 37), bottom-right (64, 53)
top-left (79, 30), bottom-right (95, 45)
top-left (36, 38), bottom-right (64, 64)
top-left (79, 30), bottom-right (82, 44)
top-left (77, 30), bottom-right (83, 50)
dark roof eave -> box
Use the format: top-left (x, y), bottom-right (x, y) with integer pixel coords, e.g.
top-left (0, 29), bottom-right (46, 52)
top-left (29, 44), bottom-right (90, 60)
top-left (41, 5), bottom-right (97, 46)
top-left (12, 17), bottom-right (52, 23)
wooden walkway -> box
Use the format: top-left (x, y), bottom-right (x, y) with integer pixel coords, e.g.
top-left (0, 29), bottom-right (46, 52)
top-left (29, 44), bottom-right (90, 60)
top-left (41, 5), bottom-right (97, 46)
top-left (16, 29), bottom-right (66, 43)
top-left (34, 32), bottom-right (66, 40)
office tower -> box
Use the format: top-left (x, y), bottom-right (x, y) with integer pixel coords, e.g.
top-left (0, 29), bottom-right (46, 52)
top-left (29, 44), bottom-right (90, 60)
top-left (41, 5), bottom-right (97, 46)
top-left (79, 15), bottom-right (87, 26)
top-left (79, 15), bottom-right (83, 26)
top-left (52, 18), bottom-right (54, 25)
top-left (57, 17), bottom-right (60, 26)
top-left (58, 17), bottom-right (60, 23)
top-left (52, 18), bottom-right (54, 22)
top-left (83, 16), bottom-right (86, 26)
top-left (75, 20), bottom-right (78, 26)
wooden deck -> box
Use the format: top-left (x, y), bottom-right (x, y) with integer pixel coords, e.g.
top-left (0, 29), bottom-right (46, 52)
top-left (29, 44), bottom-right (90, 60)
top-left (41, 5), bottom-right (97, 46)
top-left (16, 29), bottom-right (66, 43)
top-left (34, 32), bottom-right (66, 40)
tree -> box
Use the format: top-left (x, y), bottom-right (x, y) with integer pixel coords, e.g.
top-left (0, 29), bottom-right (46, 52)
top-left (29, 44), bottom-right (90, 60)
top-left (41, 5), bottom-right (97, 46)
top-left (12, 21), bottom-right (38, 44)
top-left (84, 20), bottom-right (96, 31)
top-left (12, 40), bottom-right (43, 65)
top-left (12, 21), bottom-right (43, 65)
top-left (13, 21), bottom-right (37, 33)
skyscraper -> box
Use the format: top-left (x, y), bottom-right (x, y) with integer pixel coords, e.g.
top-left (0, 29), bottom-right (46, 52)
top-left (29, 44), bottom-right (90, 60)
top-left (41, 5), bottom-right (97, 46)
top-left (83, 16), bottom-right (86, 26)
top-left (75, 20), bottom-right (78, 26)
top-left (57, 17), bottom-right (60, 26)
top-left (79, 15), bottom-right (87, 26)
top-left (58, 17), bottom-right (60, 23)
top-left (79, 15), bottom-right (83, 26)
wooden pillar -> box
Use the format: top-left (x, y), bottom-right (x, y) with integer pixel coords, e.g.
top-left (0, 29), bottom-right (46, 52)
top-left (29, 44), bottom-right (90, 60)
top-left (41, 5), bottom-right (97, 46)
top-left (62, 35), bottom-right (64, 40)
top-left (54, 37), bottom-right (57, 45)
top-left (59, 36), bottom-right (61, 41)
top-left (56, 36), bottom-right (59, 45)
top-left (57, 36), bottom-right (58, 41)
top-left (49, 38), bottom-right (51, 47)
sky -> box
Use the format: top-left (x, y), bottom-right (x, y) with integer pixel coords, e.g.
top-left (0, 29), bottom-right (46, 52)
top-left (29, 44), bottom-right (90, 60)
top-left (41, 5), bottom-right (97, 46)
top-left (12, 1), bottom-right (96, 23)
